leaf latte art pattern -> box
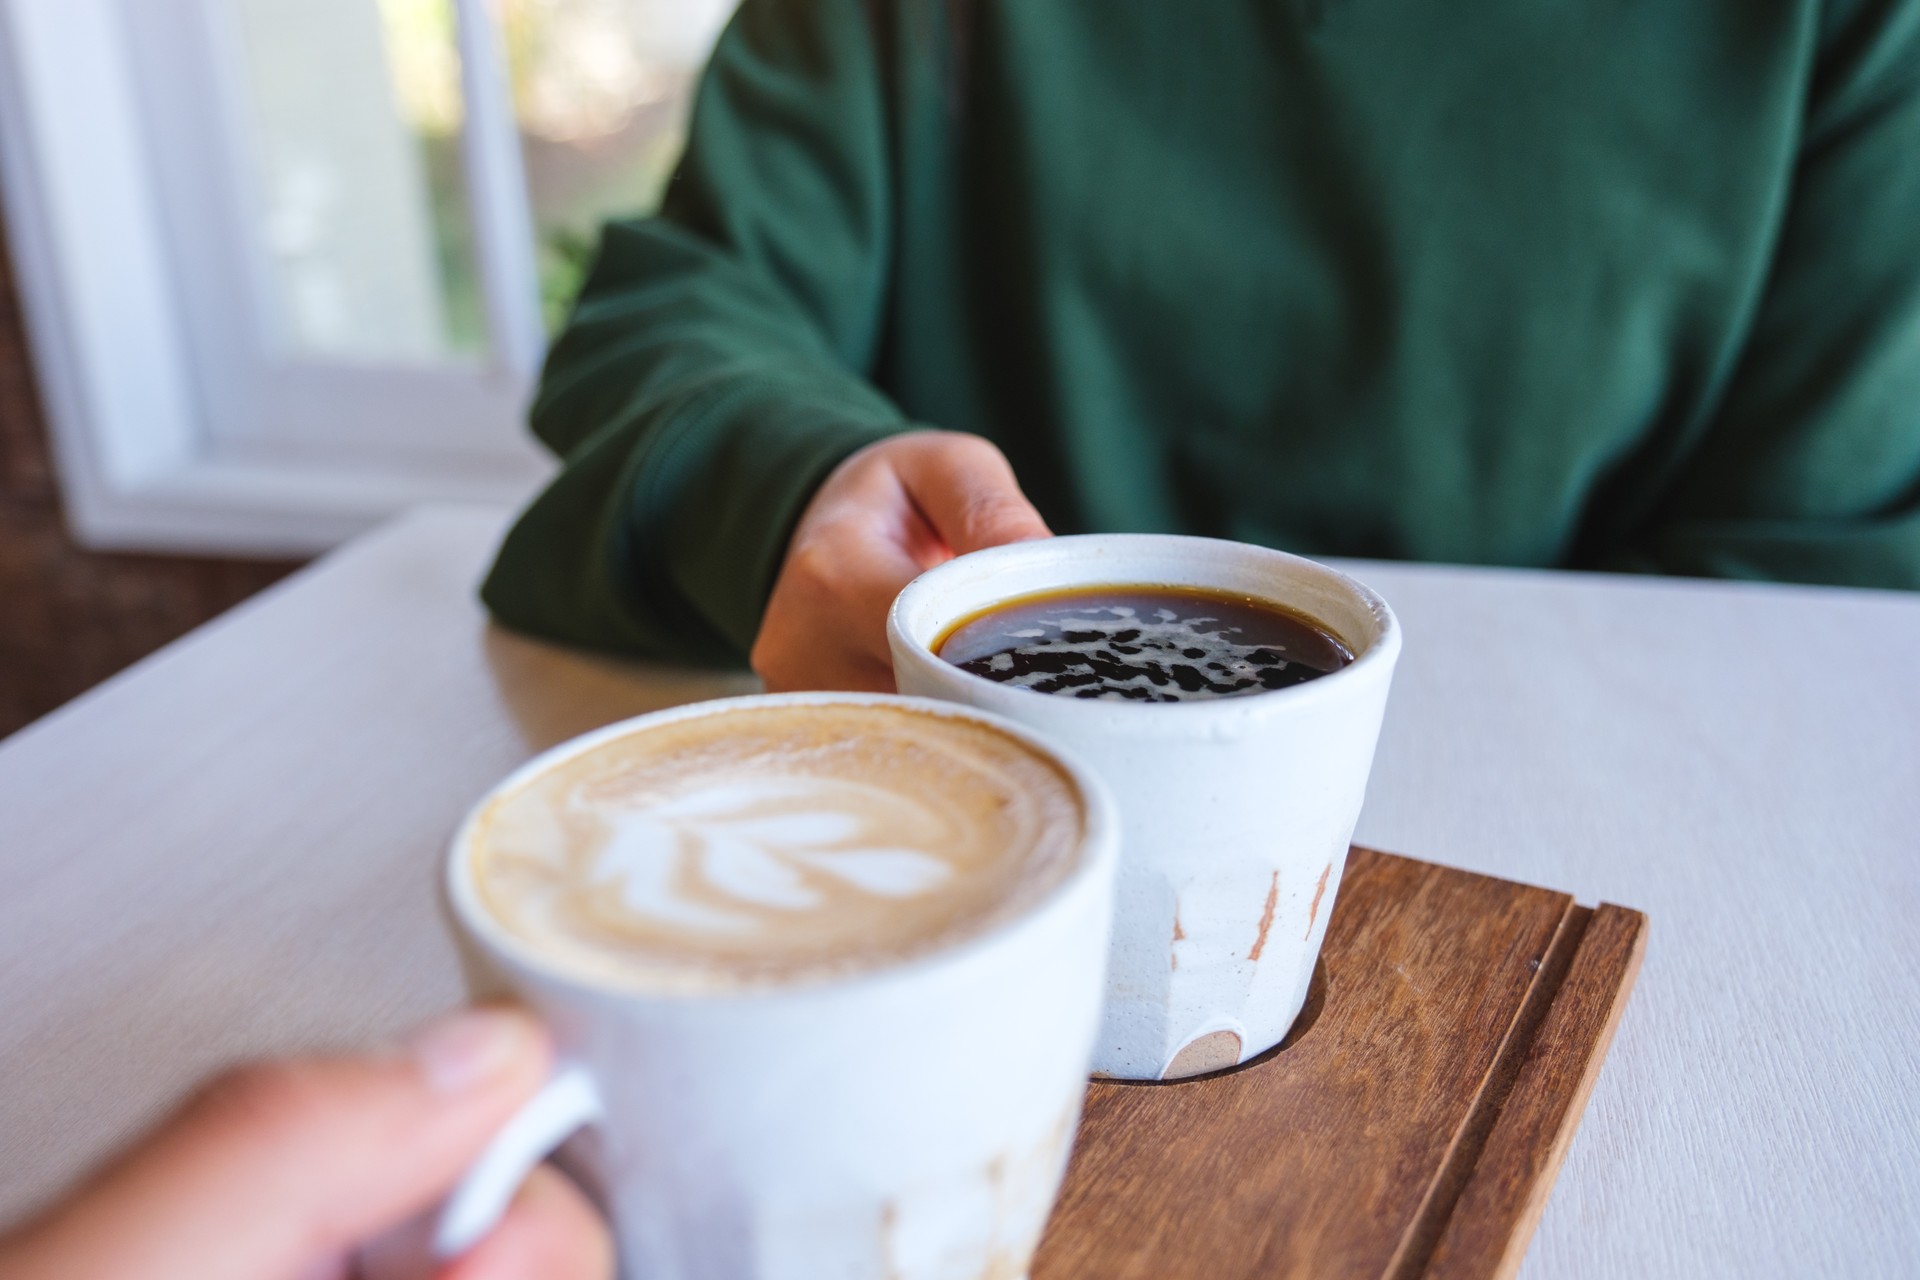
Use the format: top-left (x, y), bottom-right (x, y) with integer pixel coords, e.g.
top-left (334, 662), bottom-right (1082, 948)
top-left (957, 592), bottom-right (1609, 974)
top-left (468, 703), bottom-right (1085, 990)
top-left (586, 778), bottom-right (959, 935)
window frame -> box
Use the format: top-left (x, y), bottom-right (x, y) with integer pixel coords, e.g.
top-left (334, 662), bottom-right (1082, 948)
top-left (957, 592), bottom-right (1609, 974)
top-left (0, 0), bottom-right (553, 556)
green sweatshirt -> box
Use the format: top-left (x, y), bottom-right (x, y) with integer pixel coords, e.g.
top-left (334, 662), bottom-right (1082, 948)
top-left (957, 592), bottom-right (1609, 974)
top-left (484, 0), bottom-right (1920, 664)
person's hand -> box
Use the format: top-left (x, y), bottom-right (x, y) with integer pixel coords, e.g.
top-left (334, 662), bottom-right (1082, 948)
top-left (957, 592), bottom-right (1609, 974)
top-left (754, 431), bottom-right (1051, 692)
top-left (0, 1007), bottom-right (611, 1280)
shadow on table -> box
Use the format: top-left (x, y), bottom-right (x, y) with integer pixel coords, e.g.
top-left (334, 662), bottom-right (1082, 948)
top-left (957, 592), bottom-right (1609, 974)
top-left (481, 625), bottom-right (761, 754)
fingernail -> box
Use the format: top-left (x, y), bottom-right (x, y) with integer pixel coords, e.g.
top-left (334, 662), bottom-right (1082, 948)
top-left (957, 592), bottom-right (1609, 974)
top-left (406, 1008), bottom-right (536, 1095)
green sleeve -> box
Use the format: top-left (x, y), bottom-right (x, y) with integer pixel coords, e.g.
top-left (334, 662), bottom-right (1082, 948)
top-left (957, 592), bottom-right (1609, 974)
top-left (1615, 0), bottom-right (1920, 589)
top-left (482, 0), bottom-right (914, 663)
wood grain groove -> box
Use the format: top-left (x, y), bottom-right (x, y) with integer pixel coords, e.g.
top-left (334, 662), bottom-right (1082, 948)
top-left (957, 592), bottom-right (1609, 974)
top-left (1385, 904), bottom-right (1591, 1280)
top-left (1424, 904), bottom-right (1647, 1280)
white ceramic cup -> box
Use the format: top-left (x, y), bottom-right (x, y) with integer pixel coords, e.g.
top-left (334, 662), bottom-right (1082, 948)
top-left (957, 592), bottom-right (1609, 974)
top-left (888, 535), bottom-right (1399, 1081)
top-left (434, 692), bottom-right (1119, 1279)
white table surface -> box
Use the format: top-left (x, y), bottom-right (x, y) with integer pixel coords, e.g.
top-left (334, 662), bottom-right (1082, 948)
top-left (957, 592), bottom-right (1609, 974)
top-left (1, 505), bottom-right (1915, 1277)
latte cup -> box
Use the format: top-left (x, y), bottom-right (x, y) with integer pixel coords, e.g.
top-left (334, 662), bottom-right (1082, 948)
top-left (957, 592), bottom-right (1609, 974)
top-left (433, 692), bottom-right (1119, 1279)
top-left (889, 535), bottom-right (1399, 1080)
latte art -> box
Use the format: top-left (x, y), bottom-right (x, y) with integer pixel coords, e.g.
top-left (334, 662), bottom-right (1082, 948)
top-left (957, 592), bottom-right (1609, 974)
top-left (584, 777), bottom-right (958, 932)
top-left (468, 703), bottom-right (1085, 990)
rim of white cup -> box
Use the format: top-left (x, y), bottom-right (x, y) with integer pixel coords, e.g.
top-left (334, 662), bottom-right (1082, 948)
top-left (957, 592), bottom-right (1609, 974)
top-left (445, 691), bottom-right (1120, 1001)
top-left (887, 533), bottom-right (1402, 718)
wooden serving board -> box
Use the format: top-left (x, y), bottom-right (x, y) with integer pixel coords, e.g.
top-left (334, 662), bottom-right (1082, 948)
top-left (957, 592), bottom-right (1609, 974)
top-left (1033, 846), bottom-right (1645, 1280)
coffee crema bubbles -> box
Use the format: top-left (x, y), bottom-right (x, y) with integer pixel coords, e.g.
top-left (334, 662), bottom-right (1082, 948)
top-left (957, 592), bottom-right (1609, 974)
top-left (938, 585), bottom-right (1353, 703)
top-left (466, 703), bottom-right (1086, 991)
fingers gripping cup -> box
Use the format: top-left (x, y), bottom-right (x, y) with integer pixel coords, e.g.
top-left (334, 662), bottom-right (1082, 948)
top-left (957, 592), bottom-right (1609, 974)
top-left (889, 535), bottom-right (1400, 1081)
top-left (437, 694), bottom-right (1119, 1279)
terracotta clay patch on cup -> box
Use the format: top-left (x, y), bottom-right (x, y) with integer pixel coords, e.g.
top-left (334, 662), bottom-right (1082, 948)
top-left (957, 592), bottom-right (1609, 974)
top-left (1164, 1029), bottom-right (1244, 1078)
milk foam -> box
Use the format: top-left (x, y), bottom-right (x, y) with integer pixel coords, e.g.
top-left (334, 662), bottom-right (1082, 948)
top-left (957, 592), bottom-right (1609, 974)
top-left (468, 704), bottom-right (1085, 991)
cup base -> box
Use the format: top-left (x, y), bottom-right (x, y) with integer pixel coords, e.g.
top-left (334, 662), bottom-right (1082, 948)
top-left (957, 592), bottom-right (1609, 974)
top-left (1161, 1030), bottom-right (1243, 1079)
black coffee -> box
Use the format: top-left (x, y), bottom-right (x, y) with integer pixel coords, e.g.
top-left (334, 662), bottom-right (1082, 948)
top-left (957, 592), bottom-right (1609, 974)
top-left (936, 586), bottom-right (1353, 703)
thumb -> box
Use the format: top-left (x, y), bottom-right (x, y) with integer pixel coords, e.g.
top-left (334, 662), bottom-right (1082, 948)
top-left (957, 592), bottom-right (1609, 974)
top-left (0, 1007), bottom-right (552, 1280)
top-left (892, 434), bottom-right (1052, 556)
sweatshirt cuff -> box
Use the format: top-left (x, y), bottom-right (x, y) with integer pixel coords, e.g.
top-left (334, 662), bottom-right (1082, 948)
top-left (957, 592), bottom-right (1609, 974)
top-left (627, 381), bottom-right (913, 659)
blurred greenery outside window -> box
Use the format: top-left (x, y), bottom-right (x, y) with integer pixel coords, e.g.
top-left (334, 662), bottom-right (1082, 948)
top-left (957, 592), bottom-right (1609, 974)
top-left (378, 0), bottom-right (726, 341)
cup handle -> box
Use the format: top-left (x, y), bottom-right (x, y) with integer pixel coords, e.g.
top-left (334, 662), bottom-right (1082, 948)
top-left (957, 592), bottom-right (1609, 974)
top-left (432, 1062), bottom-right (604, 1258)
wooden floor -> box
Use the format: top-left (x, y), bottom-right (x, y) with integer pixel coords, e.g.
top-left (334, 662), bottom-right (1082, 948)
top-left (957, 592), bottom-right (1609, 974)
top-left (0, 205), bottom-right (301, 740)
